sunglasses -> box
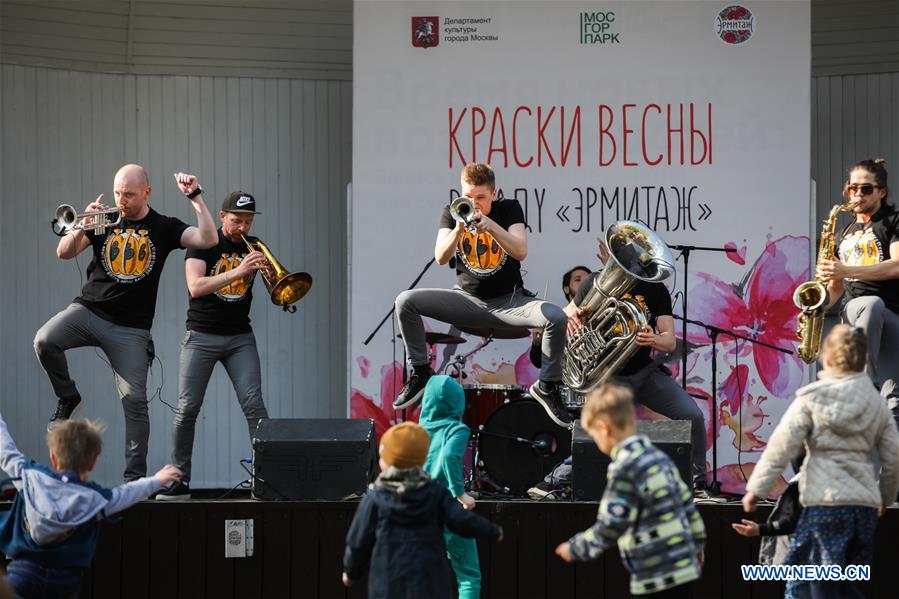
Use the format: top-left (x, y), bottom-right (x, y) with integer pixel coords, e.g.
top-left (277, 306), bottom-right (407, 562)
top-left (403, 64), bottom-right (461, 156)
top-left (845, 183), bottom-right (882, 196)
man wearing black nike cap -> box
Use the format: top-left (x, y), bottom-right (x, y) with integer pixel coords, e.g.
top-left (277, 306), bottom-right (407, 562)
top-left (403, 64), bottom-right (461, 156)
top-left (158, 191), bottom-right (270, 499)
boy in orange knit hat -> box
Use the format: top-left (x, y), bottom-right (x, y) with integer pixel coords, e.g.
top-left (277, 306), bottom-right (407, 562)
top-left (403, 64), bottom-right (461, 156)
top-left (342, 422), bottom-right (502, 599)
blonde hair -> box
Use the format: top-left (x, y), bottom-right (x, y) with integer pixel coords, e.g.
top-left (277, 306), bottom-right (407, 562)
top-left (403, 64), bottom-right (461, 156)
top-left (821, 324), bottom-right (867, 373)
top-left (46, 419), bottom-right (105, 473)
top-left (580, 383), bottom-right (636, 432)
top-left (461, 163), bottom-right (495, 189)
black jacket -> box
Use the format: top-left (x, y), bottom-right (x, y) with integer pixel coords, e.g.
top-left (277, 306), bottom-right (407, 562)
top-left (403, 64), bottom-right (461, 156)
top-left (343, 481), bottom-right (501, 599)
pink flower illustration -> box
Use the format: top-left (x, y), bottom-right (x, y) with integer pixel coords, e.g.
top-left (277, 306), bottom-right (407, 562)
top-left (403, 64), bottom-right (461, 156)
top-left (351, 361), bottom-right (419, 440)
top-left (717, 364), bottom-right (768, 452)
top-left (724, 241), bottom-right (746, 265)
top-left (712, 463), bottom-right (787, 497)
top-left (686, 235), bottom-right (809, 397)
top-left (514, 347), bottom-right (539, 388)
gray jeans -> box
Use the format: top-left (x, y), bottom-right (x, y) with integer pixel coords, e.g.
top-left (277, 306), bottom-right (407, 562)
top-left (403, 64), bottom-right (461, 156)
top-left (34, 303), bottom-right (152, 481)
top-left (842, 296), bottom-right (899, 397)
top-left (545, 364), bottom-right (707, 487)
top-left (395, 287), bottom-right (567, 381)
top-left (173, 330), bottom-right (268, 483)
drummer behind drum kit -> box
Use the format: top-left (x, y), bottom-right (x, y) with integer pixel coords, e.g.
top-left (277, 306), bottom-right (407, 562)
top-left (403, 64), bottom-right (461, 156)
top-left (417, 326), bottom-right (581, 497)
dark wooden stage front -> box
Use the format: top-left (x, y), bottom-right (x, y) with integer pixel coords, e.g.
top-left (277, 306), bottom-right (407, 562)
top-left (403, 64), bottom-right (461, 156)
top-left (42, 497), bottom-right (895, 599)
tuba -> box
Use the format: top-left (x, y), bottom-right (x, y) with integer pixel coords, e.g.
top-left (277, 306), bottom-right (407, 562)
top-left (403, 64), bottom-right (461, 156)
top-left (562, 221), bottom-right (675, 393)
top-left (241, 235), bottom-right (312, 313)
top-left (793, 202), bottom-right (851, 363)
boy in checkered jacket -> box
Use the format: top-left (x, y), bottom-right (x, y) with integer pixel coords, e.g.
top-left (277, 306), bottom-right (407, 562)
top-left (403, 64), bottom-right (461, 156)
top-left (555, 384), bottom-right (705, 598)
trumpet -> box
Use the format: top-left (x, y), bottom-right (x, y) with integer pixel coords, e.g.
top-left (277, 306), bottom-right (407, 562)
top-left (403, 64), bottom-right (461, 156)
top-left (241, 235), bottom-right (312, 313)
top-left (51, 204), bottom-right (122, 236)
top-left (449, 196), bottom-right (477, 231)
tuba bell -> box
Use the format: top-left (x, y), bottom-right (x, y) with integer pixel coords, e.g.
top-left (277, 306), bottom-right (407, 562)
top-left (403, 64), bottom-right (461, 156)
top-left (241, 235), bottom-right (312, 313)
top-left (561, 221), bottom-right (675, 393)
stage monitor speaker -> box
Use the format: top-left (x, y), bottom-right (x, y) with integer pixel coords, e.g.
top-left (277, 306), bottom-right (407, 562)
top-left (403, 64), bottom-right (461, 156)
top-left (571, 419), bottom-right (691, 501)
top-left (252, 418), bottom-right (377, 500)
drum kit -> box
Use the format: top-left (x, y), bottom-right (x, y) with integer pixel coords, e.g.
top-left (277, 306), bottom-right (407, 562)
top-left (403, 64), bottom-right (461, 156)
top-left (412, 326), bottom-right (581, 497)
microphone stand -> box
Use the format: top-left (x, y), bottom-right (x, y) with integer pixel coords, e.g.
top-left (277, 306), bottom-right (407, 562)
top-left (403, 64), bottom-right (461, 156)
top-left (673, 315), bottom-right (793, 496)
top-left (363, 257), bottom-right (436, 346)
top-left (668, 245), bottom-right (737, 390)
top-left (362, 257), bottom-right (436, 421)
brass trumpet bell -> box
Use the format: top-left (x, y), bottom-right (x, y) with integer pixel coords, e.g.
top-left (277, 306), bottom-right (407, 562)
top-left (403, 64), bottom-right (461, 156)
top-left (51, 203), bottom-right (122, 236)
top-left (242, 235), bottom-right (312, 313)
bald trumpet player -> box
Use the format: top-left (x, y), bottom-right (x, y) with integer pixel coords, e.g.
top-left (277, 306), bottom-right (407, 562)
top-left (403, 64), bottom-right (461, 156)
top-left (34, 166), bottom-right (217, 482)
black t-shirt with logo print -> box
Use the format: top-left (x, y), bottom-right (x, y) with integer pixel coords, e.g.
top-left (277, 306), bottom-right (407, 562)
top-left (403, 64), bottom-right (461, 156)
top-left (836, 205), bottom-right (899, 313)
top-left (74, 208), bottom-right (188, 330)
top-left (185, 229), bottom-right (258, 335)
top-left (571, 274), bottom-right (673, 376)
top-left (439, 199), bottom-right (525, 299)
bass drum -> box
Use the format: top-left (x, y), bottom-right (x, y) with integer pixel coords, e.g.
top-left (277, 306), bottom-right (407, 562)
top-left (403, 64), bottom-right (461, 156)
top-left (477, 399), bottom-right (572, 496)
top-left (463, 384), bottom-right (526, 431)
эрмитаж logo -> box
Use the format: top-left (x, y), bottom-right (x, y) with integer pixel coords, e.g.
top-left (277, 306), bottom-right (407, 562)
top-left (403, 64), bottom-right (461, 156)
top-left (716, 5), bottom-right (754, 45)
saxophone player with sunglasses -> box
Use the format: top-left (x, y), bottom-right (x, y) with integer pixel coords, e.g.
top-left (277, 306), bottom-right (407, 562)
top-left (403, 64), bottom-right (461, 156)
top-left (818, 159), bottom-right (899, 405)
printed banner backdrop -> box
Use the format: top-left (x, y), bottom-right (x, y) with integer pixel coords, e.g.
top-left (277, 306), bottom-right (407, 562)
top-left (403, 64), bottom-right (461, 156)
top-left (352, 1), bottom-right (810, 495)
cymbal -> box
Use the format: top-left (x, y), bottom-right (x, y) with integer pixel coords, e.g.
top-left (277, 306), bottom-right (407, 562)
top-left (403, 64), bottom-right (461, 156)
top-left (456, 325), bottom-right (531, 340)
top-left (396, 332), bottom-right (466, 345)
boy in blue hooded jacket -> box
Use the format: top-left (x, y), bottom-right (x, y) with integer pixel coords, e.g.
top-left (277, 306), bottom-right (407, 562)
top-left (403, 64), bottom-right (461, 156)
top-left (0, 412), bottom-right (181, 597)
top-left (419, 375), bottom-right (482, 599)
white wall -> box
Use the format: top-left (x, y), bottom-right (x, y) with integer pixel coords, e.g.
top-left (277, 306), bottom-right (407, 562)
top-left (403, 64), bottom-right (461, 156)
top-left (0, 64), bottom-right (351, 487)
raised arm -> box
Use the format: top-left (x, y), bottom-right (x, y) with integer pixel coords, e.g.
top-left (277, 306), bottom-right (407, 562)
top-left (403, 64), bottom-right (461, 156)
top-left (104, 464), bottom-right (180, 515)
top-left (0, 413), bottom-right (26, 480)
top-left (173, 173), bottom-right (218, 249)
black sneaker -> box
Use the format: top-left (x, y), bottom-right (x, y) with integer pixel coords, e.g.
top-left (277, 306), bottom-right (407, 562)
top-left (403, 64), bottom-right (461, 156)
top-left (156, 481), bottom-right (191, 501)
top-left (529, 381), bottom-right (572, 427)
top-left (47, 396), bottom-right (83, 431)
top-left (527, 481), bottom-right (556, 501)
top-left (393, 368), bottom-right (433, 410)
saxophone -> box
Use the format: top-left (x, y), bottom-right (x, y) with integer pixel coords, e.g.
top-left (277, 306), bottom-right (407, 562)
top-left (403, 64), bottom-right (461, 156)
top-left (793, 202), bottom-right (851, 363)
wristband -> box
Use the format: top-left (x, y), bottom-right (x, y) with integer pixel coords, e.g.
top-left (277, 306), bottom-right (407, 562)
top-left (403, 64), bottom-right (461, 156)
top-left (186, 185), bottom-right (203, 199)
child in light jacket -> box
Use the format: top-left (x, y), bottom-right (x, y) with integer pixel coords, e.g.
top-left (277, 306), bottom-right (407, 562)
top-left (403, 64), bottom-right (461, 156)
top-left (744, 325), bottom-right (899, 598)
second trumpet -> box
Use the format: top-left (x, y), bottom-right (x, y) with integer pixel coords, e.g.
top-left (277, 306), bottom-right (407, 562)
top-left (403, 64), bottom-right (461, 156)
top-left (241, 235), bottom-right (312, 313)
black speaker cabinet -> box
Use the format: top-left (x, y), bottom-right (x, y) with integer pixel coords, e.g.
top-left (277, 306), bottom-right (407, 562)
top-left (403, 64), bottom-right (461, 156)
top-left (572, 419), bottom-right (691, 501)
top-left (252, 419), bottom-right (377, 500)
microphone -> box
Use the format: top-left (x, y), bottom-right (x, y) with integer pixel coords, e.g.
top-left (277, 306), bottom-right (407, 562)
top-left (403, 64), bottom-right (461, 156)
top-left (532, 439), bottom-right (551, 452)
top-left (668, 244), bottom-right (737, 253)
top-left (516, 437), bottom-right (551, 452)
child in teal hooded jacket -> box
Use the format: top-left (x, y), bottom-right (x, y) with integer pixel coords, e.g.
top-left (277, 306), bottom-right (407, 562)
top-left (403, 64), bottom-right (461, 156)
top-left (420, 375), bottom-right (482, 599)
